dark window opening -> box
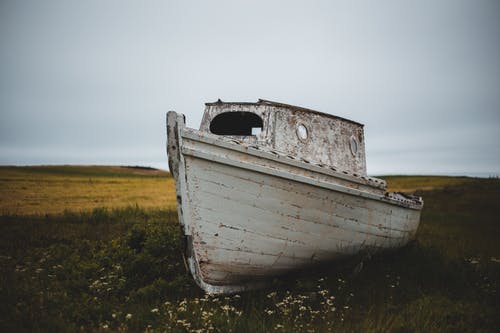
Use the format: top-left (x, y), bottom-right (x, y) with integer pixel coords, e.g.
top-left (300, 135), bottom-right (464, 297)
top-left (209, 112), bottom-right (263, 136)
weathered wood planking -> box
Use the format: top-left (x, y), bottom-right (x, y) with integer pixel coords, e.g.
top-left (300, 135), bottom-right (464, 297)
top-left (201, 99), bottom-right (367, 175)
top-left (166, 101), bottom-right (423, 294)
top-left (185, 156), bottom-right (419, 285)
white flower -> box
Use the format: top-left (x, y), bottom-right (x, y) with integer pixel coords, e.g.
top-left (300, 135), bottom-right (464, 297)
top-left (267, 292), bottom-right (277, 298)
top-left (151, 308), bottom-right (159, 313)
top-left (125, 313), bottom-right (132, 320)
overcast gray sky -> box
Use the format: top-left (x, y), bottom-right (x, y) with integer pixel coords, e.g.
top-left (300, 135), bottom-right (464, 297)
top-left (1, 0), bottom-right (499, 175)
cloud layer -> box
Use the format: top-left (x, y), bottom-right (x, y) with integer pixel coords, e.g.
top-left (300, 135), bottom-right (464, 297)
top-left (1, 0), bottom-right (499, 175)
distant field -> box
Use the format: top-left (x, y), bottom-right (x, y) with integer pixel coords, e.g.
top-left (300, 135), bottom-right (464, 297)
top-left (381, 175), bottom-right (478, 193)
top-left (0, 166), bottom-right (176, 215)
top-left (0, 166), bottom-right (478, 216)
top-left (1, 166), bottom-right (499, 332)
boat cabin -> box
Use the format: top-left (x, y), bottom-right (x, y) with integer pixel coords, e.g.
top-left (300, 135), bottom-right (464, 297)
top-left (200, 99), bottom-right (367, 176)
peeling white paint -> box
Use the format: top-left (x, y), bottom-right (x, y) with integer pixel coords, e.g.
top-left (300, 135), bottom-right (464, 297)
top-left (167, 99), bottom-right (423, 294)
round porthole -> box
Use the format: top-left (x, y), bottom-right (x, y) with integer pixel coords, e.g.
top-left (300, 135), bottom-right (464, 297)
top-left (296, 124), bottom-right (308, 141)
top-left (350, 136), bottom-right (358, 155)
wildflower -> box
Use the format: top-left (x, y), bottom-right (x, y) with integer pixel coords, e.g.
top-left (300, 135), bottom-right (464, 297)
top-left (274, 324), bottom-right (284, 330)
top-left (151, 308), bottom-right (159, 313)
top-left (176, 319), bottom-right (191, 329)
top-left (267, 291), bottom-right (277, 298)
top-left (111, 313), bottom-right (116, 319)
top-left (102, 324), bottom-right (109, 329)
top-left (318, 289), bottom-right (329, 296)
top-left (125, 313), bottom-right (132, 320)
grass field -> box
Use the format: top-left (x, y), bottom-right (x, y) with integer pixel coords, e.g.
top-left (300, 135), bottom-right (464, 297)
top-left (0, 166), bottom-right (176, 215)
top-left (0, 166), bottom-right (499, 332)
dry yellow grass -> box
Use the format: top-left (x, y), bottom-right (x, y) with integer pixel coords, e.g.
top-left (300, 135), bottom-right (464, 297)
top-left (0, 166), bottom-right (480, 216)
top-left (382, 175), bottom-right (477, 193)
top-left (0, 166), bottom-right (176, 215)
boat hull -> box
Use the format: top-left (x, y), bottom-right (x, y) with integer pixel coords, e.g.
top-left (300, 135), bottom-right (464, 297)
top-left (167, 112), bottom-right (422, 294)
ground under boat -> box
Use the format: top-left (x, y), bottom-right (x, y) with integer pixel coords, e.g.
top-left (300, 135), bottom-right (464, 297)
top-left (166, 99), bottom-right (423, 294)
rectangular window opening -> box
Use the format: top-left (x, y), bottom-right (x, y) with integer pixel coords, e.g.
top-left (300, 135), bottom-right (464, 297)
top-left (251, 127), bottom-right (262, 136)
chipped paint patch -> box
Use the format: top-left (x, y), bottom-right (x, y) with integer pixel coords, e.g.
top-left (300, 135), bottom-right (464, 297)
top-left (167, 100), bottom-right (423, 294)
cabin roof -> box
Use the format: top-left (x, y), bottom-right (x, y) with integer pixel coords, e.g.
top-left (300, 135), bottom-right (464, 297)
top-left (204, 98), bottom-right (364, 127)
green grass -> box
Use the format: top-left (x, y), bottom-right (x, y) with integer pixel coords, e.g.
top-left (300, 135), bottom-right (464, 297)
top-left (0, 168), bottom-right (499, 332)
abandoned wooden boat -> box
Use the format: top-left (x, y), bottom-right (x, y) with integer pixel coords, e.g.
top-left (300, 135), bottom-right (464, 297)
top-left (166, 99), bottom-right (423, 294)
